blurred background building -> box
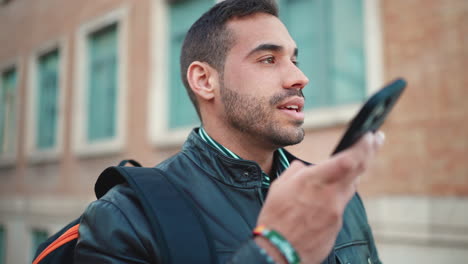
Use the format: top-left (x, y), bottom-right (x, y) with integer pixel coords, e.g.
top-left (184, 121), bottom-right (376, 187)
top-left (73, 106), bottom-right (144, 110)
top-left (0, 0), bottom-right (466, 263)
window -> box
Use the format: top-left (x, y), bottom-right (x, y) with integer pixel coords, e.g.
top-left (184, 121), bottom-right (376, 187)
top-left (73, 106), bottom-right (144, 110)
top-left (0, 0), bottom-right (13, 7)
top-left (0, 226), bottom-right (5, 264)
top-left (279, 0), bottom-right (366, 109)
top-left (74, 8), bottom-right (128, 156)
top-left (167, 0), bottom-right (212, 130)
top-left (36, 49), bottom-right (60, 150)
top-left (31, 229), bottom-right (48, 260)
top-left (87, 24), bottom-right (118, 142)
top-left (0, 67), bottom-right (17, 159)
top-left (152, 0), bottom-right (381, 143)
top-left (28, 45), bottom-right (65, 162)
top-left (278, 0), bottom-right (382, 127)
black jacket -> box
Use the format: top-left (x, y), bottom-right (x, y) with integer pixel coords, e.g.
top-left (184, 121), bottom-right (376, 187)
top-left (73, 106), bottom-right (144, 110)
top-left (74, 128), bottom-right (382, 264)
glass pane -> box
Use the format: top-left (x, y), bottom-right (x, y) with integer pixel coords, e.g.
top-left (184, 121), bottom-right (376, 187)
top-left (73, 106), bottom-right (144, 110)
top-left (328, 0), bottom-right (366, 105)
top-left (37, 49), bottom-right (60, 150)
top-left (168, 0), bottom-right (212, 129)
top-left (280, 0), bottom-right (366, 109)
top-left (0, 75), bottom-right (4, 152)
top-left (87, 24), bottom-right (118, 142)
top-left (280, 0), bottom-right (330, 109)
top-left (31, 229), bottom-right (48, 261)
top-left (0, 226), bottom-right (5, 264)
top-left (0, 68), bottom-right (17, 154)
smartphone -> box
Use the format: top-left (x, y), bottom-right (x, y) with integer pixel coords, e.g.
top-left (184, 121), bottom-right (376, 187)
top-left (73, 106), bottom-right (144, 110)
top-left (331, 78), bottom-right (407, 155)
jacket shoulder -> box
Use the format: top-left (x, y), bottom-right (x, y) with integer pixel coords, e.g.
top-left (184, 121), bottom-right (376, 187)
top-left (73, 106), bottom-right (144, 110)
top-left (75, 184), bottom-right (160, 263)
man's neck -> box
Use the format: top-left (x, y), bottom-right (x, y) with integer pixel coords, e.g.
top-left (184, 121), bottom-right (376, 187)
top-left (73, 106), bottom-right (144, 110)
top-left (201, 124), bottom-right (276, 176)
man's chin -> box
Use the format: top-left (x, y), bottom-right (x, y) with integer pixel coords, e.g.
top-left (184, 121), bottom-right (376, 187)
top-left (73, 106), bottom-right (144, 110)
top-left (269, 127), bottom-right (305, 147)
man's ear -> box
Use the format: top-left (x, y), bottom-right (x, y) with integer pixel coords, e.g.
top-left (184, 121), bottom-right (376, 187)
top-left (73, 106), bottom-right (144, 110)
top-left (186, 61), bottom-right (219, 101)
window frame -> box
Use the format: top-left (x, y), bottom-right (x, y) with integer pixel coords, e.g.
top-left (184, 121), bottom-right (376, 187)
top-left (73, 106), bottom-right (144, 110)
top-left (149, 0), bottom-right (383, 146)
top-left (73, 7), bottom-right (129, 157)
top-left (30, 228), bottom-right (48, 261)
top-left (150, 0), bottom-right (212, 146)
top-left (301, 0), bottom-right (383, 129)
top-left (0, 224), bottom-right (5, 264)
top-left (0, 59), bottom-right (21, 167)
top-left (26, 40), bottom-right (67, 164)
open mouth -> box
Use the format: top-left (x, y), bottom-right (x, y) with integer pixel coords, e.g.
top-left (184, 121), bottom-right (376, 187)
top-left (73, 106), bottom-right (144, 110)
top-left (278, 105), bottom-right (301, 112)
top-left (276, 97), bottom-right (305, 121)
top-left (277, 97), bottom-right (304, 113)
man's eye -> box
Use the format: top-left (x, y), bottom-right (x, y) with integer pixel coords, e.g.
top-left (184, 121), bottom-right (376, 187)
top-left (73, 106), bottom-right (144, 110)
top-left (260, 56), bottom-right (276, 64)
top-left (292, 60), bottom-right (299, 66)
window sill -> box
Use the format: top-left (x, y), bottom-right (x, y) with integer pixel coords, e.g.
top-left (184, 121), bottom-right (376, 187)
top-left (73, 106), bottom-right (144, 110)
top-left (0, 154), bottom-right (16, 168)
top-left (74, 139), bottom-right (124, 158)
top-left (27, 149), bottom-right (62, 165)
top-left (302, 103), bottom-right (361, 130)
top-left (151, 103), bottom-right (362, 148)
top-left (151, 125), bottom-right (193, 148)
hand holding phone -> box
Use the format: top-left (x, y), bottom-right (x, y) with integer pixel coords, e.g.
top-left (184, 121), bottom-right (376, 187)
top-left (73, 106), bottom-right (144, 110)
top-left (332, 78), bottom-right (407, 155)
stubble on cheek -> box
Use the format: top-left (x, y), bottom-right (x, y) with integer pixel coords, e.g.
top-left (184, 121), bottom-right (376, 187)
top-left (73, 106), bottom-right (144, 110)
top-left (221, 87), bottom-right (305, 147)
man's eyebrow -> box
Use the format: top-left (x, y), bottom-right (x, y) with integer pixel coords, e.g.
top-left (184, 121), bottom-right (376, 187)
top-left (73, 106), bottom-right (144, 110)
top-left (246, 43), bottom-right (299, 58)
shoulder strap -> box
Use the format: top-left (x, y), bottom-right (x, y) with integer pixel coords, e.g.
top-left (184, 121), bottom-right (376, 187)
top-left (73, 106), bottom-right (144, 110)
top-left (95, 166), bottom-right (216, 264)
top-left (32, 217), bottom-right (81, 264)
top-left (117, 159), bottom-right (142, 167)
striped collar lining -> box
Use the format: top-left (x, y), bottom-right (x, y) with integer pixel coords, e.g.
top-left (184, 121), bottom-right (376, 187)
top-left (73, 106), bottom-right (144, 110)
top-left (198, 127), bottom-right (290, 185)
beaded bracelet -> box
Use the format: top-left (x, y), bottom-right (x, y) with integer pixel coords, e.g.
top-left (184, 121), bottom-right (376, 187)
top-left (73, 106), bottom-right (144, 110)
top-left (253, 225), bottom-right (301, 264)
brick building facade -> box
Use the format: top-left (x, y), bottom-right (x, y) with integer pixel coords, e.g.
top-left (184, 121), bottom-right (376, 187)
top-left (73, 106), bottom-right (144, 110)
top-left (0, 0), bottom-right (466, 263)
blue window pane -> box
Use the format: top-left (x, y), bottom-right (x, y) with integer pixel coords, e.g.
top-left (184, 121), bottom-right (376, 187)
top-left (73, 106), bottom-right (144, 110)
top-left (0, 75), bottom-right (5, 153)
top-left (87, 24), bottom-right (118, 142)
top-left (0, 226), bottom-right (5, 264)
top-left (31, 229), bottom-right (48, 261)
top-left (168, 0), bottom-right (212, 129)
top-left (0, 68), bottom-right (17, 154)
top-left (280, 0), bottom-right (366, 109)
top-left (37, 49), bottom-right (60, 150)
top-left (328, 0), bottom-right (366, 105)
top-left (280, 0), bottom-right (329, 108)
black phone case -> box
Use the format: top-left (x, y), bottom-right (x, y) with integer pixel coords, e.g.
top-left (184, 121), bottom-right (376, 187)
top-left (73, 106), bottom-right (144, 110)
top-left (332, 78), bottom-right (407, 155)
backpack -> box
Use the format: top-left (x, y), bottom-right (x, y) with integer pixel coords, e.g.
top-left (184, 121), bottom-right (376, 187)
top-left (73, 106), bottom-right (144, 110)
top-left (32, 160), bottom-right (216, 264)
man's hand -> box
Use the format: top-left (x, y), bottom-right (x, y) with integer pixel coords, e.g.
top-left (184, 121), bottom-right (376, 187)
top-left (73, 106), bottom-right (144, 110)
top-left (256, 132), bottom-right (385, 264)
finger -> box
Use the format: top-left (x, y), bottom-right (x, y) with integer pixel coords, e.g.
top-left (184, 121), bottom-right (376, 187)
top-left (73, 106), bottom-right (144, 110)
top-left (347, 132), bottom-right (375, 161)
top-left (374, 130), bottom-right (385, 150)
top-left (298, 133), bottom-right (375, 186)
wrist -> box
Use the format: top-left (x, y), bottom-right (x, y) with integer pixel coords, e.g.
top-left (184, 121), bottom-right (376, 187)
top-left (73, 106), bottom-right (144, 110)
top-left (253, 225), bottom-right (301, 264)
top-left (254, 236), bottom-right (288, 264)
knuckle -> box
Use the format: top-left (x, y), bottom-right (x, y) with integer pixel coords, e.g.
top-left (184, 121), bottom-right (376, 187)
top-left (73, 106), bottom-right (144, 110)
top-left (332, 207), bottom-right (343, 221)
top-left (356, 160), bottom-right (367, 175)
top-left (335, 218), bottom-right (344, 231)
top-left (330, 210), bottom-right (341, 223)
top-left (337, 155), bottom-right (357, 173)
top-left (327, 203), bottom-right (343, 223)
top-left (364, 136), bottom-right (374, 152)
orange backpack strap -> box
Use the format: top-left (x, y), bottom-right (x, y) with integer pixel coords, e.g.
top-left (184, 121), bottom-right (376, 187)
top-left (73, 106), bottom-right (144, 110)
top-left (32, 224), bottom-right (80, 264)
top-left (31, 160), bottom-right (142, 264)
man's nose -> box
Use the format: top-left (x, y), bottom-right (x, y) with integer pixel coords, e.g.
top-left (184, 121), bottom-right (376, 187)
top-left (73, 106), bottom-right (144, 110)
top-left (283, 62), bottom-right (309, 90)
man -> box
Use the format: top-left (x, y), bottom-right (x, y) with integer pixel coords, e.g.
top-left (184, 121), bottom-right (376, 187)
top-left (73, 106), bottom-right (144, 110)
top-left (75, 0), bottom-right (384, 263)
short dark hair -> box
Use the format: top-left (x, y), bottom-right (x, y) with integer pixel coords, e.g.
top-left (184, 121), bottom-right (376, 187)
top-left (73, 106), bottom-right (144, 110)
top-left (180, 0), bottom-right (279, 119)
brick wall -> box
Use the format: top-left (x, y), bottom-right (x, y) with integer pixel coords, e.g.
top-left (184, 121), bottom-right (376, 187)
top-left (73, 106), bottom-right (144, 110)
top-left (359, 0), bottom-right (468, 196)
top-left (0, 0), bottom-right (157, 197)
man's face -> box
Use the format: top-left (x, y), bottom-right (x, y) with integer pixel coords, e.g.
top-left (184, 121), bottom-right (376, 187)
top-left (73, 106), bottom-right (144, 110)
top-left (219, 13), bottom-right (309, 148)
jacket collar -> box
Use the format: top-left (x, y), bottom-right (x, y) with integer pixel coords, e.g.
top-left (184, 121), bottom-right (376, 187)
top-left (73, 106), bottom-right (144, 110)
top-left (181, 128), bottom-right (303, 188)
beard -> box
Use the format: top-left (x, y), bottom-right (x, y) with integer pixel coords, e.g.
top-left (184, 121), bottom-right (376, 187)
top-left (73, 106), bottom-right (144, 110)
top-left (220, 83), bottom-right (305, 148)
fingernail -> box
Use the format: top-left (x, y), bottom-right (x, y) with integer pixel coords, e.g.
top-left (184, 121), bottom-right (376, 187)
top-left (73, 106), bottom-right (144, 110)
top-left (375, 131), bottom-right (385, 146)
top-left (364, 132), bottom-right (374, 143)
